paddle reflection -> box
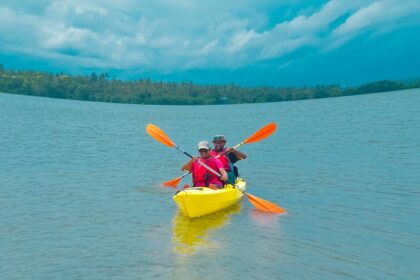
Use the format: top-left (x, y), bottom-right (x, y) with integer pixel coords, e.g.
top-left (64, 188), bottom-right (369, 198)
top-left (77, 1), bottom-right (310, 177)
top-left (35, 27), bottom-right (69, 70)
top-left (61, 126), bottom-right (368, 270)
top-left (249, 208), bottom-right (284, 233)
top-left (172, 203), bottom-right (241, 254)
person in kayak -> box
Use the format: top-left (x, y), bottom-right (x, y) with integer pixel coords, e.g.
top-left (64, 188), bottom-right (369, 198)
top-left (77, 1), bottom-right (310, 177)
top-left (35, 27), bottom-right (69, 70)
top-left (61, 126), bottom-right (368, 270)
top-left (181, 141), bottom-right (228, 189)
top-left (210, 135), bottom-right (247, 184)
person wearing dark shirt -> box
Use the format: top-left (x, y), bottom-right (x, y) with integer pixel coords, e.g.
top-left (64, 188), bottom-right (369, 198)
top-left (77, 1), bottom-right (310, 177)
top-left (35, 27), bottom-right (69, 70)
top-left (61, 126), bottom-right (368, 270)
top-left (210, 135), bottom-right (247, 184)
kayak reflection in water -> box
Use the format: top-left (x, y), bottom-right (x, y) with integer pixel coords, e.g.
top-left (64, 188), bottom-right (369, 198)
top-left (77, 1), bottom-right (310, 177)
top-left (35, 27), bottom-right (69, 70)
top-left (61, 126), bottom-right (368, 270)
top-left (172, 203), bottom-right (242, 254)
top-left (210, 135), bottom-right (247, 184)
top-left (181, 141), bottom-right (228, 189)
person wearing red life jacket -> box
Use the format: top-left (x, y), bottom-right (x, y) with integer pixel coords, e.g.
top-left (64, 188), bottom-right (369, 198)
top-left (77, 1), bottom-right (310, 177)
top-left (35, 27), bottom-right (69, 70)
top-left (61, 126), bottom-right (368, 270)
top-left (181, 141), bottom-right (228, 189)
top-left (210, 135), bottom-right (247, 184)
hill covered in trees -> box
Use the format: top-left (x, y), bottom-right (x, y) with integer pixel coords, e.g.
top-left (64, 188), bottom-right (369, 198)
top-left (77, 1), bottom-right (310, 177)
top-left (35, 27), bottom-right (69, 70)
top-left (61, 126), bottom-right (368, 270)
top-left (0, 64), bottom-right (419, 105)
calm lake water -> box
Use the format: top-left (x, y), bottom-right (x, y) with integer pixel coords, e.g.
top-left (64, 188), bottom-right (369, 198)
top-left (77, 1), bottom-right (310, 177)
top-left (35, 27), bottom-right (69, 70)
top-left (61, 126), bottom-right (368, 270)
top-left (1, 89), bottom-right (419, 279)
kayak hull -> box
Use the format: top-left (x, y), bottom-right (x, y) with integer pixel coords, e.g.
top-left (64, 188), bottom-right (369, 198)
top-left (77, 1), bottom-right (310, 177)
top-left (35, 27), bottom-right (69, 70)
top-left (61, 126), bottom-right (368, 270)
top-left (173, 178), bottom-right (246, 218)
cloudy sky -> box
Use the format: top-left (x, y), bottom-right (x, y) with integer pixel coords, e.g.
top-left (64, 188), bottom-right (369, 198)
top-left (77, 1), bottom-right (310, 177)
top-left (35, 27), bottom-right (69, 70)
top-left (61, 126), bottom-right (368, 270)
top-left (0, 0), bottom-right (419, 86)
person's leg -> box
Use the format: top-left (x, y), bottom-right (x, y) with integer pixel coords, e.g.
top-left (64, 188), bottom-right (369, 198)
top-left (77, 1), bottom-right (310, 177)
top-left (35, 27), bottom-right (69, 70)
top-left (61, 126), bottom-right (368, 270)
top-left (227, 171), bottom-right (236, 185)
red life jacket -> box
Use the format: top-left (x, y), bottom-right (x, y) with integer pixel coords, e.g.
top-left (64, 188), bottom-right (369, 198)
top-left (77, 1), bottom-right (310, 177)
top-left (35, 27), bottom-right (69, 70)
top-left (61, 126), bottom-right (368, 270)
top-left (191, 157), bottom-right (221, 186)
top-left (210, 149), bottom-right (231, 171)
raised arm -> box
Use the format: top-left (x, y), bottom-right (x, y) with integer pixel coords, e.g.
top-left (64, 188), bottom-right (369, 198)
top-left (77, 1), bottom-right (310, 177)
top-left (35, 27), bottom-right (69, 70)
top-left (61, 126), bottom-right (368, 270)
top-left (229, 148), bottom-right (247, 160)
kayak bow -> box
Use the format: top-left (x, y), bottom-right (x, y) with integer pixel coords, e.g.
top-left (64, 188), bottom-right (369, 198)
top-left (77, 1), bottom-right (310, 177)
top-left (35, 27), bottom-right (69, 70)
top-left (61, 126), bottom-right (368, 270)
top-left (173, 178), bottom-right (246, 218)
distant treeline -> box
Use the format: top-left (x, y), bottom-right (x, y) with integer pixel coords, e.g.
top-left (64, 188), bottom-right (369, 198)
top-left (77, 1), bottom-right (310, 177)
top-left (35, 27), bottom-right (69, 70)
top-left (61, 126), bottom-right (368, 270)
top-left (0, 64), bottom-right (419, 105)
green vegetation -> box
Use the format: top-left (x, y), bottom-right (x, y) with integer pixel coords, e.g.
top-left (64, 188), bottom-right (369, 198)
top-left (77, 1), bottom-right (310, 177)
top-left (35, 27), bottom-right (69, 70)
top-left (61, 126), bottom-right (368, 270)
top-left (0, 64), bottom-right (419, 105)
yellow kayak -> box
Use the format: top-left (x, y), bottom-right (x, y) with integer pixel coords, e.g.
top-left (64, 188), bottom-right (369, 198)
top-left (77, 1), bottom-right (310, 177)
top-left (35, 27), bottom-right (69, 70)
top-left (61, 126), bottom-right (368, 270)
top-left (173, 178), bottom-right (246, 218)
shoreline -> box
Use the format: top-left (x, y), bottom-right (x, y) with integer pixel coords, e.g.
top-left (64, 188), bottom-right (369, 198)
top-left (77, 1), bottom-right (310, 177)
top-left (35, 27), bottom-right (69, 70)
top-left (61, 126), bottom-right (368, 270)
top-left (1, 67), bottom-right (419, 106)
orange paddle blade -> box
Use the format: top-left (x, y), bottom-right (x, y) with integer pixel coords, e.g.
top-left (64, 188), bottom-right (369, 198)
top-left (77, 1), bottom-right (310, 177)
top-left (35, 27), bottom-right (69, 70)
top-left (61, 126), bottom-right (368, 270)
top-left (246, 193), bottom-right (286, 214)
top-left (146, 124), bottom-right (176, 147)
top-left (162, 176), bottom-right (181, 188)
top-left (243, 122), bottom-right (277, 144)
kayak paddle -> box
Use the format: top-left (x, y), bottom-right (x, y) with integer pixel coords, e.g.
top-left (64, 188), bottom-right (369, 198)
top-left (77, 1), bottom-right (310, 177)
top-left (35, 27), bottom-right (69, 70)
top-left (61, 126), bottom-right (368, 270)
top-left (162, 122), bottom-right (277, 187)
top-left (162, 171), bottom-right (190, 188)
top-left (146, 124), bottom-right (222, 176)
top-left (146, 123), bottom-right (286, 214)
top-left (230, 122), bottom-right (277, 150)
top-left (246, 193), bottom-right (286, 214)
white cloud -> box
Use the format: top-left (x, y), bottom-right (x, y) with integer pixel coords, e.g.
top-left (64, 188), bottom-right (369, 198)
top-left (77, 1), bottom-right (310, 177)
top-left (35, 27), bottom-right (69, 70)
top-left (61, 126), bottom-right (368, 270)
top-left (330, 0), bottom-right (420, 48)
top-left (41, 24), bottom-right (93, 49)
top-left (0, 0), bottom-right (419, 73)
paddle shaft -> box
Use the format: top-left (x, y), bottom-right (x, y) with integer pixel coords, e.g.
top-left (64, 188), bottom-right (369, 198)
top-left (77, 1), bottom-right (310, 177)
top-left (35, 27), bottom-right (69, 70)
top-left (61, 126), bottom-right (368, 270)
top-left (178, 171), bottom-right (191, 180)
top-left (176, 146), bottom-right (240, 181)
top-left (177, 147), bottom-right (245, 189)
top-left (231, 142), bottom-right (244, 150)
top-left (175, 146), bottom-right (222, 177)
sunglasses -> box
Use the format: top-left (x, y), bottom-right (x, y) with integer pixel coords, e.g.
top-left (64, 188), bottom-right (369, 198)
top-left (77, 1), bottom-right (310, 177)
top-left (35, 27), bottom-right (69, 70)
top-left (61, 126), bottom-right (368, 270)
top-left (199, 149), bottom-right (209, 153)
